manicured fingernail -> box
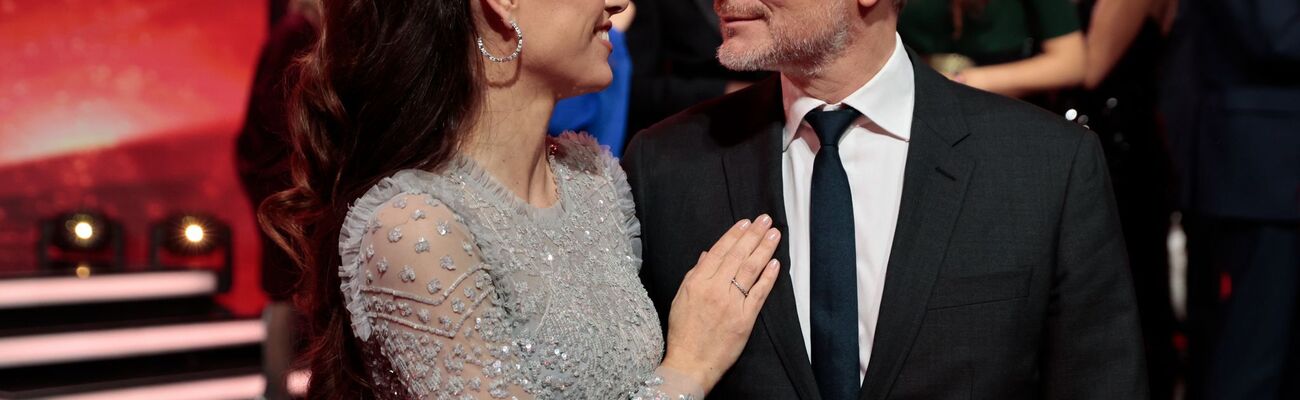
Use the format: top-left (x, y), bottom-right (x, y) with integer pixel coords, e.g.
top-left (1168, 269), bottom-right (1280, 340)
top-left (767, 259), bottom-right (779, 270)
top-left (758, 214), bottom-right (771, 225)
top-left (766, 229), bottom-right (780, 241)
top-left (738, 219), bottom-right (751, 229)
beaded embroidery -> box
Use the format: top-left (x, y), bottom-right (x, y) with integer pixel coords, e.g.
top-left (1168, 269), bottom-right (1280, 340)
top-left (338, 134), bottom-right (685, 399)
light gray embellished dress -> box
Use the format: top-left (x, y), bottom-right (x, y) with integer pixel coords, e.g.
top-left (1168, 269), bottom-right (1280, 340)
top-left (338, 134), bottom-right (697, 399)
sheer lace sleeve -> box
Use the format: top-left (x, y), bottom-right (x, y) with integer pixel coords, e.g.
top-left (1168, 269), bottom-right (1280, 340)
top-left (354, 192), bottom-right (531, 399)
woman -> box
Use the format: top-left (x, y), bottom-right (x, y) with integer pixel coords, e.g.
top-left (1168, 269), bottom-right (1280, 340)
top-left (258, 0), bottom-right (783, 398)
top-left (899, 0), bottom-right (1086, 99)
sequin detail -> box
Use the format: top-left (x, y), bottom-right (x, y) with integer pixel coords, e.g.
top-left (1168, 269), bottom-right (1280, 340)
top-left (338, 134), bottom-right (675, 399)
top-left (387, 227), bottom-right (402, 243)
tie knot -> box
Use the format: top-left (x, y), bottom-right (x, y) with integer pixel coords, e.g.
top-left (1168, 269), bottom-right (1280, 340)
top-left (803, 107), bottom-right (861, 148)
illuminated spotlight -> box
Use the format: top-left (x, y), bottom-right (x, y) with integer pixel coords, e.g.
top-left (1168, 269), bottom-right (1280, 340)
top-left (151, 213), bottom-right (233, 292)
top-left (76, 263), bottom-right (92, 279)
top-left (38, 211), bottom-right (125, 272)
top-left (58, 212), bottom-right (109, 250)
top-left (184, 223), bottom-right (205, 243)
top-left (74, 222), bottom-right (94, 240)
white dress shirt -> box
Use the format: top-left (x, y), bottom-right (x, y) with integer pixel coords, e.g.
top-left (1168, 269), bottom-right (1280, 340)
top-left (780, 34), bottom-right (915, 383)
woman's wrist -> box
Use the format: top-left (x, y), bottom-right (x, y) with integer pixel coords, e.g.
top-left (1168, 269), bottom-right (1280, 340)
top-left (659, 354), bottom-right (718, 394)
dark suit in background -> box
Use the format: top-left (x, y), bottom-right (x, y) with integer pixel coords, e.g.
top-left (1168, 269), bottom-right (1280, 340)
top-left (625, 50), bottom-right (1147, 399)
top-left (1161, 1), bottom-right (1300, 399)
top-left (624, 0), bottom-right (768, 140)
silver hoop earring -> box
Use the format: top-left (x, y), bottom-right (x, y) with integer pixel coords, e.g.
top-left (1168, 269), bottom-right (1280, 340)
top-left (477, 19), bottom-right (524, 63)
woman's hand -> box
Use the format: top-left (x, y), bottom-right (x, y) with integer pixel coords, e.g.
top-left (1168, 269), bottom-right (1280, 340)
top-left (660, 215), bottom-right (782, 394)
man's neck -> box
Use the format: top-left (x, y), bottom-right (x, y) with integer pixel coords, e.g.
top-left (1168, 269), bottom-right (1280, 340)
top-left (783, 21), bottom-right (898, 104)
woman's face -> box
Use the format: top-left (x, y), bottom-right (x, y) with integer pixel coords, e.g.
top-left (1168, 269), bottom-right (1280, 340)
top-left (508, 0), bottom-right (628, 98)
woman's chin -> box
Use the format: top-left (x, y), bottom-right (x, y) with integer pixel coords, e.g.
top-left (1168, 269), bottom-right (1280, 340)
top-left (557, 71), bottom-right (613, 99)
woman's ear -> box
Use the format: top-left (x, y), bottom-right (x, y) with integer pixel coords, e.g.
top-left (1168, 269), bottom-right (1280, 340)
top-left (479, 0), bottom-right (520, 34)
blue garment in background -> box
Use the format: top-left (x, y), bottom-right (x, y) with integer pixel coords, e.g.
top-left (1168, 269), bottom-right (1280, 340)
top-left (548, 29), bottom-right (632, 157)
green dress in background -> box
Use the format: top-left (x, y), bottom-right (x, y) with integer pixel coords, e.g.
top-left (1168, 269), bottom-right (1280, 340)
top-left (899, 0), bottom-right (1081, 65)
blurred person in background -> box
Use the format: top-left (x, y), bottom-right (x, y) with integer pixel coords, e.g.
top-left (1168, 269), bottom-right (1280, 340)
top-left (1074, 0), bottom-right (1181, 399)
top-left (624, 0), bottom-right (770, 140)
top-left (899, 0), bottom-right (1085, 101)
top-left (1161, 0), bottom-right (1300, 399)
top-left (238, 0), bottom-right (320, 309)
top-left (235, 1), bottom-right (320, 398)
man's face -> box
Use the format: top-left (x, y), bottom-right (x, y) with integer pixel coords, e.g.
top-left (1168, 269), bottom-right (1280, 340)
top-left (715, 0), bottom-right (853, 73)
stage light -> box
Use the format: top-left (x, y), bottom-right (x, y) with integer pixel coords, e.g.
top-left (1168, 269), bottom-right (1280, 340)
top-left (184, 223), bottom-right (205, 243)
top-left (155, 214), bottom-right (222, 255)
top-left (151, 213), bottom-right (233, 292)
top-left (75, 263), bottom-right (92, 279)
top-left (73, 222), bottom-right (94, 240)
top-left (54, 212), bottom-right (111, 251)
top-left (38, 211), bottom-right (125, 272)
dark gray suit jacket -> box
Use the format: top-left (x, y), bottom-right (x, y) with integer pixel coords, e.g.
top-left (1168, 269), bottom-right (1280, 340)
top-left (623, 51), bottom-right (1148, 399)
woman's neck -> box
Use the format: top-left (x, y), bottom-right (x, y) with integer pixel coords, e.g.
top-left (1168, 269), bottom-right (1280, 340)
top-left (464, 76), bottom-right (559, 209)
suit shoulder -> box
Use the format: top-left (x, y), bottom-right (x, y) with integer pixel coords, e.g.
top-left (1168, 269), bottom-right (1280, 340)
top-left (954, 84), bottom-right (1090, 143)
top-left (631, 78), bottom-right (779, 147)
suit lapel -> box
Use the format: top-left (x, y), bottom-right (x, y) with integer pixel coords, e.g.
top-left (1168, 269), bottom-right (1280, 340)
top-left (721, 77), bottom-right (822, 400)
top-left (857, 51), bottom-right (974, 400)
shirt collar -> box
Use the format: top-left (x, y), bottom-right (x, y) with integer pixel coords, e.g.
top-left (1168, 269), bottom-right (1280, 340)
top-left (780, 33), bottom-right (915, 151)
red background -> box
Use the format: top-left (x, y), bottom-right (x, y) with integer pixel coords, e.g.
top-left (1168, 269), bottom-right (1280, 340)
top-left (0, 0), bottom-right (269, 315)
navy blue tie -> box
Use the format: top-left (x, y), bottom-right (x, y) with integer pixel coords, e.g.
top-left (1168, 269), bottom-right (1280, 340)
top-left (805, 107), bottom-right (861, 400)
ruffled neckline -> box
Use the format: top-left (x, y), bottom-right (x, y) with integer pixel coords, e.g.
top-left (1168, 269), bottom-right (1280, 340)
top-left (408, 138), bottom-right (570, 223)
top-left (448, 150), bottom-right (568, 222)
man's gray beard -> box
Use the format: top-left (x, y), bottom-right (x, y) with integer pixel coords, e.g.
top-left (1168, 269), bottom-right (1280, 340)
top-left (716, 19), bottom-right (850, 76)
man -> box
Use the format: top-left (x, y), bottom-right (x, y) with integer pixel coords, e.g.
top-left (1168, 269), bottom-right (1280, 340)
top-left (1161, 0), bottom-right (1300, 399)
top-left (624, 0), bottom-right (1148, 398)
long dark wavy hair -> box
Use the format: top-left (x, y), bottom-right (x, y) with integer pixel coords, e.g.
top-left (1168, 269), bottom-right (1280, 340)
top-left (257, 0), bottom-right (485, 398)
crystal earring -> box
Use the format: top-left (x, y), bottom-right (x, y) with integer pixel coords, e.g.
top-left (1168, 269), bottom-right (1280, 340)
top-left (477, 19), bottom-right (524, 63)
